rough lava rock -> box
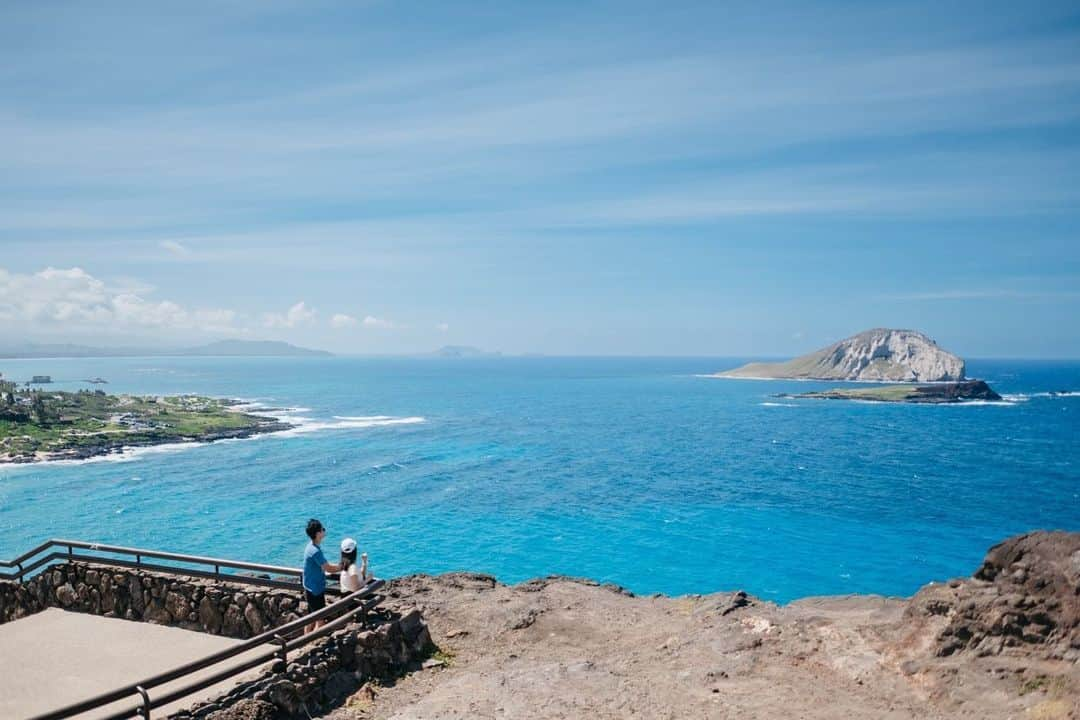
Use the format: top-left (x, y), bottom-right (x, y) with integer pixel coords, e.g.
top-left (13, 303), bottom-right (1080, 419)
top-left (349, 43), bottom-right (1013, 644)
top-left (907, 531), bottom-right (1080, 660)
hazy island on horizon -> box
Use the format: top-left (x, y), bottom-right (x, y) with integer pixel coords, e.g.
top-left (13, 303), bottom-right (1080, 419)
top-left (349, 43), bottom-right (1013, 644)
top-left (0, 339), bottom-right (332, 359)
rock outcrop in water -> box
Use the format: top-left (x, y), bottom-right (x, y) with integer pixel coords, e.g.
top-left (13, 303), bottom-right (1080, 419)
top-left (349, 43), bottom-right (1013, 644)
top-left (783, 379), bottom-right (1002, 404)
top-left (717, 328), bottom-right (966, 382)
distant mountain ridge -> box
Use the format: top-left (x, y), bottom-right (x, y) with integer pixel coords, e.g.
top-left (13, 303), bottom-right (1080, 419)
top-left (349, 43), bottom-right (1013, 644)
top-left (0, 339), bottom-right (332, 359)
top-left (432, 345), bottom-right (502, 359)
top-left (716, 329), bottom-right (966, 382)
top-left (182, 340), bottom-right (332, 357)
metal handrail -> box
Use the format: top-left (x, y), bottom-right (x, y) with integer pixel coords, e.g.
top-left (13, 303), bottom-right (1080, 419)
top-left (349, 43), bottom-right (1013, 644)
top-left (0, 539), bottom-right (299, 577)
top-left (25, 573), bottom-right (385, 720)
top-left (0, 539), bottom-right (54, 568)
top-left (0, 539), bottom-right (323, 590)
top-left (100, 596), bottom-right (384, 720)
top-left (3, 539), bottom-right (387, 718)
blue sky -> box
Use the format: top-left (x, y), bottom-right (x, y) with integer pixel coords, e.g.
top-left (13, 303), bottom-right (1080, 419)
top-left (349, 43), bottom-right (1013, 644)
top-left (1, 1), bottom-right (1079, 357)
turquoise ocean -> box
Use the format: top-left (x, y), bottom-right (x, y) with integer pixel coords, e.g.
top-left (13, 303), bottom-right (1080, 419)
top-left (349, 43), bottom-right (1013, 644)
top-left (0, 356), bottom-right (1077, 603)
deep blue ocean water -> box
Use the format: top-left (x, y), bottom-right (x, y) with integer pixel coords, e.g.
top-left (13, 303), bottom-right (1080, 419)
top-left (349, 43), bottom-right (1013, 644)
top-left (0, 356), bottom-right (1077, 603)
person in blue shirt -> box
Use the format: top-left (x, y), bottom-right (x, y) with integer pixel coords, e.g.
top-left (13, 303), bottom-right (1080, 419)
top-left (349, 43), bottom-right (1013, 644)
top-left (302, 518), bottom-right (340, 633)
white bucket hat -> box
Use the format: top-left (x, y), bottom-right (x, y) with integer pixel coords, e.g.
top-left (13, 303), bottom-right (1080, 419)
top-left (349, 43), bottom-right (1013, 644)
top-left (340, 537), bottom-right (357, 553)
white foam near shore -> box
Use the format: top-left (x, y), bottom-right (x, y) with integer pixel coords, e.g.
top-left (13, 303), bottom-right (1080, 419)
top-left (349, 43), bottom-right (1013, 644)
top-left (334, 415), bottom-right (397, 421)
top-left (271, 415), bottom-right (426, 436)
top-left (240, 405), bottom-right (426, 435)
top-left (0, 405), bottom-right (427, 470)
top-left (3, 440), bottom-right (207, 470)
top-left (1001, 391), bottom-right (1078, 402)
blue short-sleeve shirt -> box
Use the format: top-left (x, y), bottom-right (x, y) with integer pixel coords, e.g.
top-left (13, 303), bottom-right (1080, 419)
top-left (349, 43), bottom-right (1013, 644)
top-left (303, 541), bottom-right (328, 594)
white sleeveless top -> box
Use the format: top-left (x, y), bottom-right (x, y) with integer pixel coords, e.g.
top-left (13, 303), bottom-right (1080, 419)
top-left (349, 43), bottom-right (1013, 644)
top-left (340, 564), bottom-right (363, 592)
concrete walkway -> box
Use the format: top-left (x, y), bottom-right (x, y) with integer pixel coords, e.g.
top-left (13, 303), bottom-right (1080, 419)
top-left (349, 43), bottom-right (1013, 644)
top-left (0, 608), bottom-right (273, 719)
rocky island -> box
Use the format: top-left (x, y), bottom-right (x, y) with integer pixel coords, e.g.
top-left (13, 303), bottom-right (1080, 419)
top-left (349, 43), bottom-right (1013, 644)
top-left (781, 379), bottom-right (1003, 404)
top-left (717, 328), bottom-right (966, 382)
top-left (0, 386), bottom-right (291, 464)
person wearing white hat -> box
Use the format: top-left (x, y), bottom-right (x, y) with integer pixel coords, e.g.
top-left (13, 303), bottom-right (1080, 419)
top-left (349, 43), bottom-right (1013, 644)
top-left (339, 537), bottom-right (369, 592)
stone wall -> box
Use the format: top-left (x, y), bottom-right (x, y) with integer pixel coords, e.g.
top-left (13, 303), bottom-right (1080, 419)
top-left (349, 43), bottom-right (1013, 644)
top-left (0, 578), bottom-right (41, 624)
top-left (170, 608), bottom-right (433, 720)
top-left (1, 561), bottom-right (436, 719)
top-left (0, 561), bottom-right (305, 638)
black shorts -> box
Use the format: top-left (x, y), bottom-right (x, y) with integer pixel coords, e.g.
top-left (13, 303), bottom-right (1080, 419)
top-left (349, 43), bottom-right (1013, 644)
top-left (304, 589), bottom-right (326, 612)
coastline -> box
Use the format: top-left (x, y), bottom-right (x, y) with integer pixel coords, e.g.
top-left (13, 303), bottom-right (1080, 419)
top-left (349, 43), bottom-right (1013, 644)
top-left (0, 396), bottom-right (296, 466)
top-left (1, 416), bottom-right (294, 466)
top-left (0, 400), bottom-right (426, 468)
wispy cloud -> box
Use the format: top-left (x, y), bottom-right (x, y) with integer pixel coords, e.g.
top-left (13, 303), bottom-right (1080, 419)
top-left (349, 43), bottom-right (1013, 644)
top-left (159, 239), bottom-right (190, 257)
top-left (880, 289), bottom-right (1080, 301)
top-left (330, 313), bottom-right (358, 329)
top-left (361, 315), bottom-right (395, 329)
top-left (263, 301), bottom-right (316, 329)
top-left (2, 4), bottom-right (1078, 241)
top-left (0, 265), bottom-right (238, 334)
top-left (2, 3), bottom-right (1079, 356)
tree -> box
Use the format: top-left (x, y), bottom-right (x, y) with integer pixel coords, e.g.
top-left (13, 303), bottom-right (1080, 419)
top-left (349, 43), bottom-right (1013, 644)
top-left (30, 392), bottom-right (51, 425)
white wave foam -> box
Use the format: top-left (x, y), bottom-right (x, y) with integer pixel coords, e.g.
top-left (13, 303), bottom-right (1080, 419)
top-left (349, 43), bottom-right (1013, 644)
top-left (938, 400), bottom-right (1018, 407)
top-left (333, 415), bottom-right (396, 421)
top-left (239, 404), bottom-right (312, 415)
top-left (272, 415), bottom-right (426, 436)
top-left (1, 413), bottom-right (426, 470)
top-left (759, 402), bottom-right (797, 407)
top-left (1, 440), bottom-right (207, 470)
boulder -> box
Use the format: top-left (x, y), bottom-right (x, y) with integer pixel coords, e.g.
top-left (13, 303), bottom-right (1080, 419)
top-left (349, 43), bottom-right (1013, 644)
top-left (200, 596), bottom-right (223, 634)
top-left (55, 583), bottom-right (77, 607)
top-left (244, 602), bottom-right (267, 635)
top-left (165, 590), bottom-right (192, 621)
top-left (144, 600), bottom-right (173, 626)
top-left (223, 605), bottom-right (247, 637)
top-left (266, 680), bottom-right (302, 715)
top-left (910, 531), bottom-right (1080, 660)
top-left (205, 698), bottom-right (278, 720)
top-left (323, 670), bottom-right (358, 701)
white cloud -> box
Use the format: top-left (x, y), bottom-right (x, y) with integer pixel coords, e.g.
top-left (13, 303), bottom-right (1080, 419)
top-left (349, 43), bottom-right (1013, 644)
top-left (159, 239), bottom-right (190, 257)
top-left (879, 289), bottom-right (1080, 301)
top-left (436, 322), bottom-right (450, 332)
top-left (362, 315), bottom-right (394, 329)
top-left (263, 301), bottom-right (316, 329)
top-left (0, 266), bottom-right (237, 333)
top-left (330, 313), bottom-right (358, 328)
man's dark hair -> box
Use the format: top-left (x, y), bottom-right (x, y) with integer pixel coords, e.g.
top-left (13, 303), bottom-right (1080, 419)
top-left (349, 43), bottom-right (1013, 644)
top-left (306, 518), bottom-right (324, 540)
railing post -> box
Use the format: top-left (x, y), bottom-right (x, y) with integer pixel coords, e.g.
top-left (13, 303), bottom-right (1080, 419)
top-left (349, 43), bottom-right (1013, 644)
top-left (273, 634), bottom-right (288, 673)
top-left (15, 562), bottom-right (23, 584)
top-left (136, 554), bottom-right (141, 566)
top-left (135, 685), bottom-right (151, 719)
